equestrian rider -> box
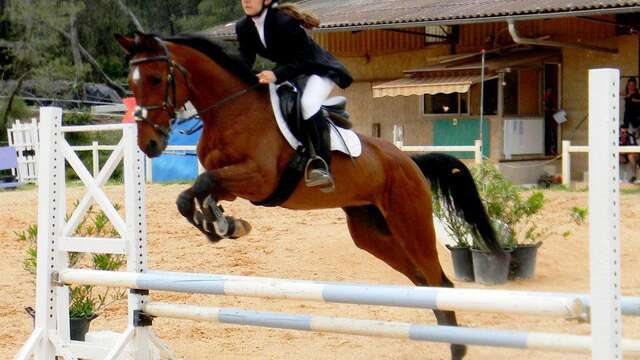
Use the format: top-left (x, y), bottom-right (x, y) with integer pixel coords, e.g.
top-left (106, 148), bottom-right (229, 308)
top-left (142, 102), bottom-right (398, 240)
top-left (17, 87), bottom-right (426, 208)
top-left (236, 0), bottom-right (353, 189)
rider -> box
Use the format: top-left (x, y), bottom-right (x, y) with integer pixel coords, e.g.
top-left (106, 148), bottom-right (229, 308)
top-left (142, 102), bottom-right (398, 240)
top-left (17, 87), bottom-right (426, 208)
top-left (236, 0), bottom-right (353, 189)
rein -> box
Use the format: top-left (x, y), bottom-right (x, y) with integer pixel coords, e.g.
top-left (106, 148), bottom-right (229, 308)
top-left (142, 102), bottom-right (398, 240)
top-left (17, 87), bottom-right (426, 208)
top-left (130, 37), bottom-right (262, 137)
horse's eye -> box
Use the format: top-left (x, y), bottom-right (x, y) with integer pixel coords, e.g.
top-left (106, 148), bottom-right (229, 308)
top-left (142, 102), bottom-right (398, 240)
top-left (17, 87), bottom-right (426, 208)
top-left (148, 75), bottom-right (163, 86)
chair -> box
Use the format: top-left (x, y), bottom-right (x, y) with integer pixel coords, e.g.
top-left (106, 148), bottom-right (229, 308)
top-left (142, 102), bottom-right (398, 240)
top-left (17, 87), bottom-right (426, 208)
top-left (0, 146), bottom-right (22, 189)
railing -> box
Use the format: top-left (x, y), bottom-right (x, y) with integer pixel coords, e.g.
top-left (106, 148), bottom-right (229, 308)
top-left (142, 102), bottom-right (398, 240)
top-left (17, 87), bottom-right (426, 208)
top-left (392, 124), bottom-right (483, 164)
top-left (394, 139), bottom-right (483, 165)
top-left (69, 142), bottom-right (203, 182)
top-left (562, 140), bottom-right (640, 185)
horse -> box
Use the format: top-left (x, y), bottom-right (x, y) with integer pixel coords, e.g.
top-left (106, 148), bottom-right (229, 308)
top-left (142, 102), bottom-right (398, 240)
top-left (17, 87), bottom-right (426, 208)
top-left (116, 32), bottom-right (501, 360)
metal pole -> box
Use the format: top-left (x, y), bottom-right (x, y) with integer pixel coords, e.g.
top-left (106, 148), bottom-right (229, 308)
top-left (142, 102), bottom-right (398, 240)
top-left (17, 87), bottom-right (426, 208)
top-left (479, 49), bottom-right (485, 159)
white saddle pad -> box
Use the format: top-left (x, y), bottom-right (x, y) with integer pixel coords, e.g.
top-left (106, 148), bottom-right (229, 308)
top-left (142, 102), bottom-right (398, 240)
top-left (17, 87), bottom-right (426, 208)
top-left (269, 83), bottom-right (362, 157)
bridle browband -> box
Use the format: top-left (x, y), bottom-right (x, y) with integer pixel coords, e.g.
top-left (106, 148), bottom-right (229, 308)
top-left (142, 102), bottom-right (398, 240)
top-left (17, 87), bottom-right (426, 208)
top-left (129, 37), bottom-right (261, 138)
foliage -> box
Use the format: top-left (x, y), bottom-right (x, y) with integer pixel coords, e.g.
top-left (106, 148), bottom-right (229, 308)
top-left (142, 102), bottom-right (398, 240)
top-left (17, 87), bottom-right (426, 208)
top-left (470, 162), bottom-right (546, 249)
top-left (570, 206), bottom-right (588, 225)
top-left (432, 191), bottom-right (471, 248)
top-left (17, 200), bottom-right (126, 319)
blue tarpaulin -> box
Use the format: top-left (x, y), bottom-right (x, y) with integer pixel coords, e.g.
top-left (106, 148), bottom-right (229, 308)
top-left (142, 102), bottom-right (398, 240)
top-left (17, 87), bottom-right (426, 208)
top-left (151, 118), bottom-right (202, 183)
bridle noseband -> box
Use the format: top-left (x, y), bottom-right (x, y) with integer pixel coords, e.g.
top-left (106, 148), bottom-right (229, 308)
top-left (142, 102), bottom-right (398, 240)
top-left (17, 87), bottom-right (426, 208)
top-left (130, 37), bottom-right (260, 138)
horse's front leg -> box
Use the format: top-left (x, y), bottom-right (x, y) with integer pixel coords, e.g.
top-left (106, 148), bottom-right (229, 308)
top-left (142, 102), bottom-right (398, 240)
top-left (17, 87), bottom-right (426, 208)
top-left (176, 171), bottom-right (252, 242)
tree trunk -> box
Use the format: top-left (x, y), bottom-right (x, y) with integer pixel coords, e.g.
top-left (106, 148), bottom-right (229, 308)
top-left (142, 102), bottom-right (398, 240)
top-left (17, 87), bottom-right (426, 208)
top-left (69, 13), bottom-right (85, 100)
top-left (116, 0), bottom-right (144, 32)
top-left (46, 23), bottom-right (128, 97)
top-left (1, 72), bottom-right (28, 129)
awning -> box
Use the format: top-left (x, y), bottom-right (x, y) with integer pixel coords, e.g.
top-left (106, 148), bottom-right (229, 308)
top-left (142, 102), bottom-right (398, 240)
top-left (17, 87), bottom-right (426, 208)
top-left (372, 75), bottom-right (484, 98)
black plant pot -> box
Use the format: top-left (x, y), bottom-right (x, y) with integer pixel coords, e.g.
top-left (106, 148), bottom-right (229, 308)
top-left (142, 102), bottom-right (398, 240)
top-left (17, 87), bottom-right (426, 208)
top-left (69, 315), bottom-right (98, 341)
top-left (25, 307), bottom-right (97, 341)
top-left (509, 243), bottom-right (542, 280)
top-left (471, 249), bottom-right (512, 285)
top-left (446, 245), bottom-right (474, 282)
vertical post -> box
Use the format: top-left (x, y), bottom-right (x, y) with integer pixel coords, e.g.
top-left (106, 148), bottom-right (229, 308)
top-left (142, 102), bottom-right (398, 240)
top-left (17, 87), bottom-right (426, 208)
top-left (562, 140), bottom-right (571, 186)
top-left (393, 124), bottom-right (404, 148)
top-left (34, 107), bottom-right (66, 359)
top-left (92, 141), bottom-right (99, 178)
top-left (145, 156), bottom-right (153, 184)
top-left (588, 69), bottom-right (622, 360)
top-left (479, 49), bottom-right (486, 148)
top-left (122, 124), bottom-right (152, 359)
top-left (31, 118), bottom-right (39, 183)
top-left (474, 139), bottom-right (483, 164)
top-left (7, 122), bottom-right (17, 178)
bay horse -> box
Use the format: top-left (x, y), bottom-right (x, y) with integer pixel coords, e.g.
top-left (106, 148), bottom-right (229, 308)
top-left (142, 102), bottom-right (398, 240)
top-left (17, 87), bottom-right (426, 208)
top-left (116, 32), bottom-right (501, 360)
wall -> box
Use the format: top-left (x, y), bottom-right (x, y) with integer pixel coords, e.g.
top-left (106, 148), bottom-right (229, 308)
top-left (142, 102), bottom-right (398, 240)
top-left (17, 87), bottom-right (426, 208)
top-left (562, 35), bottom-right (639, 181)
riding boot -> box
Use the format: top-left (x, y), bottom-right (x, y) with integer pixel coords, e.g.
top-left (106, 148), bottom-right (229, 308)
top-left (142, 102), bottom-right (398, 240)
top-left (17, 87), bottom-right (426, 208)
top-left (303, 110), bottom-right (334, 191)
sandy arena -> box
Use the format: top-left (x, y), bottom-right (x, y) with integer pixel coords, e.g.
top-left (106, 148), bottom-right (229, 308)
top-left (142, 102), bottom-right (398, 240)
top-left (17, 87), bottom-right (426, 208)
top-left (1, 184), bottom-right (639, 359)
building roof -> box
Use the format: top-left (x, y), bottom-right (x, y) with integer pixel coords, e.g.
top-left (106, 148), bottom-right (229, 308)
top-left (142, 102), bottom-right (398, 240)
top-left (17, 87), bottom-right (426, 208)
top-left (202, 0), bottom-right (640, 38)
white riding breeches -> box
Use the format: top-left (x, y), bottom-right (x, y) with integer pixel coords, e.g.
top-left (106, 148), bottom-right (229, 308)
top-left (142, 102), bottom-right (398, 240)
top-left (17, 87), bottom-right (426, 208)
top-left (301, 75), bottom-right (335, 119)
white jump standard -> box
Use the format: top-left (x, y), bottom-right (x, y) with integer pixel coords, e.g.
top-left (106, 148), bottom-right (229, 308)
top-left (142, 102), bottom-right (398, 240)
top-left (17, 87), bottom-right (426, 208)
top-left (14, 69), bottom-right (639, 359)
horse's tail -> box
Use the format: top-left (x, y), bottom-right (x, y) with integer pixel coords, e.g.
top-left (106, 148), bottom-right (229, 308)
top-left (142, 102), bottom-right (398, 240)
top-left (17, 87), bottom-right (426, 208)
top-left (411, 153), bottom-right (503, 256)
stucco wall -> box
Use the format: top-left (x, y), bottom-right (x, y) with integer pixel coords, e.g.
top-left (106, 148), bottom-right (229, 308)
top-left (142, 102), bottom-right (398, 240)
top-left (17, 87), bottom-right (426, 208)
top-left (331, 46), bottom-right (450, 143)
top-left (562, 35), bottom-right (639, 181)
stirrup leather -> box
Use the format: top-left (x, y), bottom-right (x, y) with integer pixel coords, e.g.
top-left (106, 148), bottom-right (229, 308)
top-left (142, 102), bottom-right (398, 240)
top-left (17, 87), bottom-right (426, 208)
top-left (304, 156), bottom-right (335, 193)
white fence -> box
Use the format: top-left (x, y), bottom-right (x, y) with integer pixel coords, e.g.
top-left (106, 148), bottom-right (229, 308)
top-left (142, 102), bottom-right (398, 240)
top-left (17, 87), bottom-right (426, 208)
top-left (393, 125), bottom-right (483, 164)
top-left (14, 71), bottom-right (636, 360)
top-left (561, 140), bottom-right (640, 185)
top-left (6, 119), bottom-right (39, 183)
top-left (7, 118), bottom-right (203, 182)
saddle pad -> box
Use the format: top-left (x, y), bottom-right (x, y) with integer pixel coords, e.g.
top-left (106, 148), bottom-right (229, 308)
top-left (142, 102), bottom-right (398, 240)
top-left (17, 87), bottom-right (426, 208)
top-left (269, 83), bottom-right (362, 157)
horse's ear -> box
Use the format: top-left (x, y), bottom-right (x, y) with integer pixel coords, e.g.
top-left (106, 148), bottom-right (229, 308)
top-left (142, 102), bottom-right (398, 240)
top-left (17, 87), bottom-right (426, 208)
top-left (133, 32), bottom-right (162, 52)
top-left (115, 34), bottom-right (136, 55)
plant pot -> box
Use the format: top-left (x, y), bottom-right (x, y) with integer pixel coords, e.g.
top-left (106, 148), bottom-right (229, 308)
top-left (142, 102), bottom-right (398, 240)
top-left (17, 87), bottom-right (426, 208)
top-left (509, 242), bottom-right (542, 280)
top-left (446, 245), bottom-right (474, 282)
top-left (70, 315), bottom-right (97, 341)
top-left (471, 249), bottom-right (512, 285)
top-left (25, 307), bottom-right (97, 341)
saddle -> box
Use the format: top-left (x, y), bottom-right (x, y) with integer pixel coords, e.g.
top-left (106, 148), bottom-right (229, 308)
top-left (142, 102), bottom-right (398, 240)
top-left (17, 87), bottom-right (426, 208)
top-left (251, 78), bottom-right (351, 207)
top-left (276, 77), bottom-right (352, 141)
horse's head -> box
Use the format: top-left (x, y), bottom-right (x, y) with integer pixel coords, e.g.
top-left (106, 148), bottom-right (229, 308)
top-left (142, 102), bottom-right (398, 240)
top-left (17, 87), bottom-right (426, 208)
top-left (116, 33), bottom-right (191, 157)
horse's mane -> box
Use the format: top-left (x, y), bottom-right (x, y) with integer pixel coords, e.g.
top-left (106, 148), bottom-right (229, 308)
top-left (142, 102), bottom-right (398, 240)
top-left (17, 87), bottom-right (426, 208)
top-left (164, 34), bottom-right (258, 85)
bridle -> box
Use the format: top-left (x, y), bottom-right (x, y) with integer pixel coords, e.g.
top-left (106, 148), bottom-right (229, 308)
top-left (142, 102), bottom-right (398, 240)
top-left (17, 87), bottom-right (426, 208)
top-left (130, 37), bottom-right (261, 138)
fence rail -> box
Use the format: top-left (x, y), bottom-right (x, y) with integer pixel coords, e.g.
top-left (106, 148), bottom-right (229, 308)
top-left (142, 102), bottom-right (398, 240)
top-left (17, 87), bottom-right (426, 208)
top-left (562, 140), bottom-right (640, 185)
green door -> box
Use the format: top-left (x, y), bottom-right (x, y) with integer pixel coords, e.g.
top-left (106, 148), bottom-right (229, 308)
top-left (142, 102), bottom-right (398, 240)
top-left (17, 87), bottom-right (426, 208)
top-left (433, 119), bottom-right (490, 159)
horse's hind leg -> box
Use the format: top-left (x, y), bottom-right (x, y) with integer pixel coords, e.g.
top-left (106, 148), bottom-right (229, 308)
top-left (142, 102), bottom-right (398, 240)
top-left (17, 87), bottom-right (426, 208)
top-left (344, 206), bottom-right (467, 360)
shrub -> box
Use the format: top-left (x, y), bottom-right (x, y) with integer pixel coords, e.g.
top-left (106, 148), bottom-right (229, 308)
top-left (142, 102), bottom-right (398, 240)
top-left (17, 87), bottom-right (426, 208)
top-left (16, 201), bottom-right (126, 319)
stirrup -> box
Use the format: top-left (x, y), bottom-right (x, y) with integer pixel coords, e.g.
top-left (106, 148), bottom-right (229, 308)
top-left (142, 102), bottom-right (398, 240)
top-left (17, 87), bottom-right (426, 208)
top-left (304, 156), bottom-right (335, 193)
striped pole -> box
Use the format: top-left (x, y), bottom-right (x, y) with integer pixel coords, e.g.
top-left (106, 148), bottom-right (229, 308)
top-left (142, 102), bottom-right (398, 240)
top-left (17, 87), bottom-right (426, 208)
top-left (60, 269), bottom-right (640, 320)
top-left (143, 302), bottom-right (640, 355)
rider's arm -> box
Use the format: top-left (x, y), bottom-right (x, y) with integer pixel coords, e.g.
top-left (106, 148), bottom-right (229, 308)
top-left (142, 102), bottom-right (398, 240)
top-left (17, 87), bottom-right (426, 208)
top-left (236, 21), bottom-right (257, 69)
top-left (272, 16), bottom-right (310, 83)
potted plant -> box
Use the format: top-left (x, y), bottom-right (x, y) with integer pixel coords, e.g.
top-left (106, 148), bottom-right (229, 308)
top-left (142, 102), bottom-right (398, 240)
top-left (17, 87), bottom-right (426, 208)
top-left (432, 192), bottom-right (475, 282)
top-left (471, 162), bottom-right (545, 282)
top-left (18, 202), bottom-right (127, 341)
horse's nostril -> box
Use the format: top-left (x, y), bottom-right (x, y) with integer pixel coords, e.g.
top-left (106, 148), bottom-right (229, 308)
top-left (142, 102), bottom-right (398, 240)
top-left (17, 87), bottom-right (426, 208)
top-left (147, 139), bottom-right (159, 154)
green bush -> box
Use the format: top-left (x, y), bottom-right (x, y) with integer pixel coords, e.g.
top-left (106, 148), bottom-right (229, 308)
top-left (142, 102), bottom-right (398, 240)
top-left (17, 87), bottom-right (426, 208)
top-left (471, 162), bottom-right (545, 249)
top-left (16, 201), bottom-right (126, 319)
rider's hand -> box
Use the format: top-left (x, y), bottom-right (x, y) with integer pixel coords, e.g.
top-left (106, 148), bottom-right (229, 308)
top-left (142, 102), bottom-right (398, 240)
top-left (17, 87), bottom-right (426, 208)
top-left (257, 70), bottom-right (277, 84)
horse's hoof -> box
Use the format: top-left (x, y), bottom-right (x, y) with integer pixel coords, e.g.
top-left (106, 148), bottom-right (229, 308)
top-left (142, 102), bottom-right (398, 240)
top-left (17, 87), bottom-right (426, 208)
top-left (451, 344), bottom-right (467, 360)
top-left (229, 217), bottom-right (252, 239)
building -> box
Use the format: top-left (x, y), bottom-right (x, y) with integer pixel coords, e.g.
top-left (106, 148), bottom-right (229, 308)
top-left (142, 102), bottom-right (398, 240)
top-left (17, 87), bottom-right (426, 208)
top-left (205, 0), bottom-right (640, 183)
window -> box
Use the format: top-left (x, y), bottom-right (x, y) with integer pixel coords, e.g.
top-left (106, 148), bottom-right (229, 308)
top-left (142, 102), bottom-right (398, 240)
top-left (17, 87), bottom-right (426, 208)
top-left (422, 92), bottom-right (468, 116)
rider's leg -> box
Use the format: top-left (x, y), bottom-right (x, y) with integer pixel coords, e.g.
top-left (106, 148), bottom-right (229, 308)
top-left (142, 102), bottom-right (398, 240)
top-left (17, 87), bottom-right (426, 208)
top-left (301, 75), bottom-right (335, 188)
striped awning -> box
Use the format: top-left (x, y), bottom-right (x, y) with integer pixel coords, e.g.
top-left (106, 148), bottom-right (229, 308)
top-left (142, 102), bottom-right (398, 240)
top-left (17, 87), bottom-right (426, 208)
top-left (372, 75), bottom-right (483, 98)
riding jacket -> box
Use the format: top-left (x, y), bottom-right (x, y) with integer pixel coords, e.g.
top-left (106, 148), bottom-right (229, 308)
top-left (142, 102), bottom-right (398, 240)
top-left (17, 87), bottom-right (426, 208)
top-left (235, 7), bottom-right (353, 89)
